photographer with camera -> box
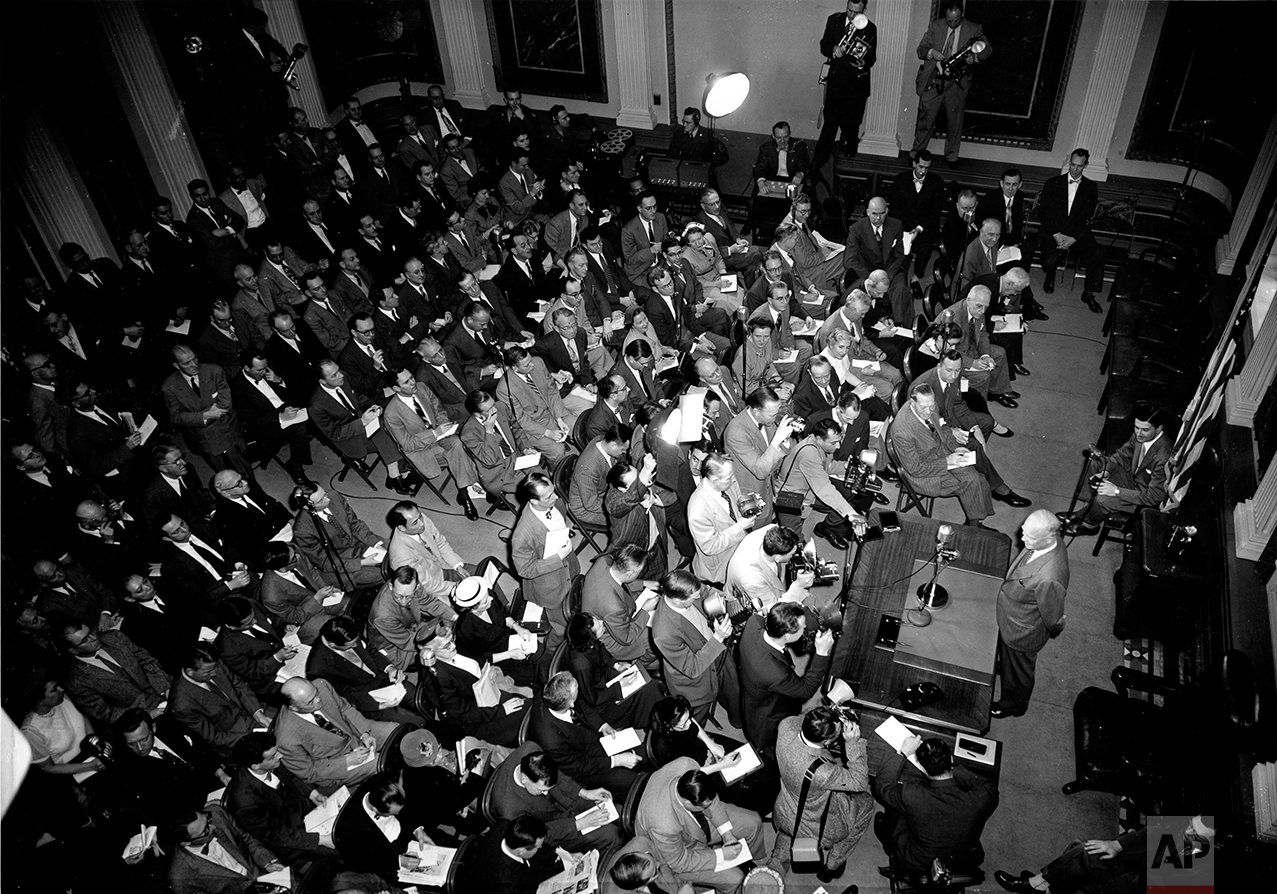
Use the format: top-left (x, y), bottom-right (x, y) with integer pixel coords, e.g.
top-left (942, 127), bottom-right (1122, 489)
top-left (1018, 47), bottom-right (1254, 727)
top-left (723, 386), bottom-right (804, 527)
top-left (775, 417), bottom-right (869, 551)
top-left (770, 705), bottom-right (873, 884)
top-left (739, 604), bottom-right (834, 756)
top-left (725, 524), bottom-right (817, 615)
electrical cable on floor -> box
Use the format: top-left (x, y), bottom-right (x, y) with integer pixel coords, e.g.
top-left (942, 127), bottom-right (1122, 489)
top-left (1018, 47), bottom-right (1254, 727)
top-left (327, 470), bottom-right (516, 540)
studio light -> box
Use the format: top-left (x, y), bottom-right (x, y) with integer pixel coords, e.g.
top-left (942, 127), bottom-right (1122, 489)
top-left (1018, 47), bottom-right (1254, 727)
top-left (703, 72), bottom-right (750, 118)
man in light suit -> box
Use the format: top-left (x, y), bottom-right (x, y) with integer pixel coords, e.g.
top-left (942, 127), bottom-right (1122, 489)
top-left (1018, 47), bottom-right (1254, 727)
top-left (544, 190), bottom-right (592, 264)
top-left (580, 544), bottom-right (659, 667)
top-left (460, 391), bottom-right (531, 498)
top-left (439, 135), bottom-right (483, 207)
top-left (1035, 148), bottom-right (1105, 311)
top-left (843, 197), bottom-right (913, 322)
top-left (634, 756), bottom-right (767, 894)
top-left (773, 418), bottom-right (869, 550)
top-left (168, 643), bottom-right (271, 758)
top-left (366, 565), bottom-right (456, 670)
top-left (231, 265), bottom-right (277, 349)
top-left (748, 281), bottom-right (814, 383)
top-left (327, 248), bottom-right (378, 316)
top-left (274, 676), bottom-right (398, 793)
top-left (724, 523), bottom-right (816, 614)
top-left (694, 357), bottom-right (746, 432)
top-left (498, 150), bottom-right (545, 227)
top-left (687, 453), bottom-right (755, 585)
top-left (994, 510), bottom-right (1069, 718)
top-left (945, 285), bottom-right (1019, 407)
top-left (1061, 403), bottom-right (1172, 536)
top-left (162, 344), bottom-right (253, 477)
top-left (385, 500), bottom-right (471, 605)
top-left (621, 193), bottom-right (669, 283)
top-left (782, 199), bottom-right (844, 296)
top-left (695, 188), bottom-right (762, 284)
top-left (257, 241), bottom-right (308, 315)
top-left (722, 387), bottom-right (802, 527)
top-left (959, 218), bottom-right (1000, 294)
top-left (300, 271), bottom-right (353, 358)
top-left (58, 622), bottom-right (170, 725)
top-left (510, 473), bottom-right (581, 613)
top-left (889, 384), bottom-right (1028, 527)
top-left (911, 0), bottom-right (992, 163)
top-left (168, 803), bottom-right (284, 894)
top-left (397, 113), bottom-right (441, 176)
top-left (495, 346), bottom-right (573, 463)
top-left (444, 210), bottom-right (488, 273)
top-left (383, 369), bottom-right (481, 517)
top-left (650, 570), bottom-right (734, 724)
top-left (601, 836), bottom-right (687, 894)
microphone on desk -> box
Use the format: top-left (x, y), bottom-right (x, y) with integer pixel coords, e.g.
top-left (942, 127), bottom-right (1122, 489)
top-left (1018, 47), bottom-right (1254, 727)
top-left (936, 523), bottom-right (959, 561)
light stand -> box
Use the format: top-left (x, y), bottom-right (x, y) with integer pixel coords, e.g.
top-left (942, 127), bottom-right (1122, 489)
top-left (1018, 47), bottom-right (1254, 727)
top-left (702, 72), bottom-right (750, 186)
top-left (306, 506), bottom-right (357, 592)
top-left (908, 524), bottom-right (958, 626)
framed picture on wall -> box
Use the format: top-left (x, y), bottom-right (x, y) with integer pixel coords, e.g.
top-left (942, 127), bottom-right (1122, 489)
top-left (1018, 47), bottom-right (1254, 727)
top-left (483, 0), bottom-right (608, 103)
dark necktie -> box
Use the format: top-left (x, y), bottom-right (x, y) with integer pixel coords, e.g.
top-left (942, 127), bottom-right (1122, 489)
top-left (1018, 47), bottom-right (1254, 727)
top-left (413, 398), bottom-right (433, 427)
top-left (496, 424), bottom-right (514, 457)
top-left (692, 809), bottom-right (714, 844)
top-left (336, 388), bottom-right (357, 415)
top-left (188, 375), bottom-right (200, 392)
top-left (968, 318), bottom-right (977, 346)
top-left (598, 256), bottom-right (618, 293)
top-left (314, 713), bottom-right (349, 740)
top-left (721, 491), bottom-right (737, 522)
top-left (459, 231), bottom-right (470, 252)
top-left (1005, 199), bottom-right (1013, 231)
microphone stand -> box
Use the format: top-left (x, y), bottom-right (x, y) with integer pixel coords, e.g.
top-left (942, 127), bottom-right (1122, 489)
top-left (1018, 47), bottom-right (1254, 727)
top-left (822, 530), bottom-right (864, 695)
top-left (306, 506), bottom-right (356, 592)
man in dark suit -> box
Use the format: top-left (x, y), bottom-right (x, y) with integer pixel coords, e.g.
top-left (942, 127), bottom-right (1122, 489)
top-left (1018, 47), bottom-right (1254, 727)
top-left (289, 482), bottom-right (387, 589)
top-left (621, 193), bottom-right (669, 285)
top-left (168, 643), bottom-right (271, 758)
top-left (186, 179), bottom-right (247, 288)
top-left (57, 622), bottom-right (170, 725)
top-left (309, 359), bottom-right (415, 493)
top-left (355, 215), bottom-right (401, 287)
top-left (324, 166), bottom-right (363, 239)
top-left (494, 230), bottom-right (552, 317)
top-left (305, 617), bottom-right (422, 725)
top-left (1061, 403), bottom-right (1172, 535)
top-left (581, 376), bottom-right (633, 445)
top-left (611, 341), bottom-right (661, 415)
top-left (114, 708), bottom-right (224, 825)
top-left (295, 200), bottom-right (342, 269)
top-left (147, 197), bottom-right (207, 286)
top-left (335, 97), bottom-right (379, 178)
top-left (411, 160), bottom-right (458, 230)
top-left (230, 352), bottom-right (313, 480)
top-left (55, 242), bottom-right (124, 341)
top-left (458, 271), bottom-right (530, 344)
top-left (338, 312), bottom-right (396, 404)
top-left (580, 545), bottom-right (657, 667)
top-left (752, 121), bottom-right (811, 195)
top-left (10, 442), bottom-right (96, 540)
top-left (872, 735), bottom-right (999, 875)
top-left (669, 107), bottom-right (714, 161)
top-left (69, 500), bottom-right (149, 590)
top-left (120, 228), bottom-right (187, 332)
top-left (695, 188), bottom-right (761, 284)
top-left (445, 301), bottom-right (504, 386)
top-left (266, 310), bottom-right (327, 401)
top-left (526, 673), bottom-right (640, 799)
top-left (1035, 148), bottom-right (1105, 311)
top-left (32, 557), bottom-right (117, 629)
top-left (976, 168), bottom-right (1029, 259)
top-left (195, 300), bottom-right (253, 381)
top-left (213, 596), bottom-right (290, 700)
top-left (120, 574), bottom-right (199, 673)
top-left (414, 336), bottom-right (477, 422)
top-left (844, 197), bottom-right (913, 321)
top-left (158, 513), bottom-right (257, 624)
top-left (993, 510), bottom-right (1070, 718)
top-left (210, 469), bottom-right (293, 566)
top-left (814, 1), bottom-right (877, 167)
top-left (138, 445), bottom-right (216, 539)
top-left (488, 743), bottom-right (622, 854)
top-left (792, 355), bottom-right (847, 421)
top-left (226, 732), bottom-right (339, 866)
top-left (470, 818), bottom-right (556, 894)
top-left (913, 351), bottom-right (1002, 440)
top-left (287, 107), bottom-right (336, 202)
top-left (941, 189), bottom-right (981, 272)
top-left (738, 604), bottom-right (832, 756)
top-left (887, 150), bottom-right (946, 285)
top-left (535, 308), bottom-right (596, 393)
top-left (357, 144), bottom-right (409, 226)
top-left (910, 0), bottom-right (993, 163)
top-left (168, 803), bottom-right (285, 894)
top-left (958, 218), bottom-right (1001, 295)
top-left (646, 266), bottom-right (730, 352)
top-left (66, 380), bottom-right (142, 497)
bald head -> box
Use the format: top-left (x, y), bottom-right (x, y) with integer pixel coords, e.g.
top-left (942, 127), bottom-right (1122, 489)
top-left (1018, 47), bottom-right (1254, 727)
top-left (282, 678), bottom-right (317, 708)
top-left (865, 270), bottom-right (891, 294)
top-left (867, 197), bottom-right (887, 214)
top-left (1021, 509), bottom-right (1061, 549)
top-left (75, 501), bottom-right (107, 525)
top-left (695, 356), bottom-right (719, 380)
top-left (212, 470), bottom-right (241, 491)
top-left (33, 559), bottom-right (59, 581)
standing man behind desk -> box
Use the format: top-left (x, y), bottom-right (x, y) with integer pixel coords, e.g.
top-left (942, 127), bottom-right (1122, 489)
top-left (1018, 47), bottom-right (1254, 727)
top-left (910, 0), bottom-right (992, 164)
top-left (1035, 148), bottom-right (1104, 313)
top-left (993, 509), bottom-right (1069, 719)
top-left (814, 1), bottom-right (876, 168)
top-left (888, 150), bottom-right (946, 289)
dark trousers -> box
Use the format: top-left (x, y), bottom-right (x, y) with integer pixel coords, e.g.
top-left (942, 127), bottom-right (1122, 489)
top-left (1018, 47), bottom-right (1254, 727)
top-left (997, 636), bottom-right (1039, 711)
top-left (813, 77), bottom-right (871, 168)
top-left (909, 231), bottom-right (937, 281)
top-left (1036, 230), bottom-right (1105, 292)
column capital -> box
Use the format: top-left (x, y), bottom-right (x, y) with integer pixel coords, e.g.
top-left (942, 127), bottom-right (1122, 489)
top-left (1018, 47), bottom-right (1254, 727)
top-left (1072, 1), bottom-right (1149, 180)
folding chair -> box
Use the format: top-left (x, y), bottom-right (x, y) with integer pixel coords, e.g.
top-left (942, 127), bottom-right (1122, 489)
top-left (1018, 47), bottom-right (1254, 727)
top-left (883, 429), bottom-right (934, 518)
top-left (552, 453), bottom-right (608, 556)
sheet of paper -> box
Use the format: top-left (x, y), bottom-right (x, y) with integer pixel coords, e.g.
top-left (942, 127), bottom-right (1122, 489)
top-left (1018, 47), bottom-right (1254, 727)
top-left (599, 726), bottom-right (641, 756)
top-left (363, 543), bottom-right (387, 562)
top-left (575, 797), bottom-right (619, 834)
top-left (997, 246), bottom-right (1022, 265)
top-left (993, 313), bottom-right (1024, 334)
top-left (136, 415), bottom-right (159, 445)
top-left (280, 408), bottom-right (308, 429)
top-left (507, 631), bottom-right (536, 656)
top-left (478, 264), bottom-right (502, 281)
top-left (543, 527), bottom-right (572, 559)
top-left (875, 715), bottom-right (913, 752)
top-left (851, 359), bottom-right (880, 371)
top-left (165, 320), bottom-right (191, 335)
top-left (954, 733), bottom-right (997, 766)
top-left (199, 626), bottom-right (218, 642)
top-left (791, 319), bottom-right (820, 336)
top-left (369, 681), bottom-right (407, 708)
top-left (399, 841), bottom-right (456, 887)
top-left (605, 665), bottom-right (649, 699)
top-left (528, 311), bottom-right (546, 323)
top-left (274, 643), bottom-right (312, 682)
top-left (472, 663), bottom-right (501, 708)
top-left (322, 592), bottom-right (344, 607)
top-left (775, 349), bottom-right (799, 365)
top-left (348, 748), bottom-right (376, 770)
top-left (536, 848), bottom-right (597, 894)
top-left (122, 825), bottom-right (157, 859)
top-left (522, 602), bottom-right (544, 624)
top-left (715, 838), bottom-right (753, 872)
top-left (902, 231), bottom-right (916, 255)
top-left (569, 385), bottom-right (598, 405)
top-left (655, 354), bottom-right (680, 374)
top-left (206, 787), bottom-right (226, 804)
top-left (868, 421), bottom-right (886, 439)
top-left (719, 742), bottom-right (763, 784)
top-left (305, 785), bottom-right (350, 833)
top-left (515, 451), bottom-right (542, 470)
top-left (719, 274), bottom-right (738, 293)
top-left (364, 415), bottom-right (381, 437)
top-left (436, 422), bottom-right (459, 440)
top-left (802, 291), bottom-right (825, 305)
top-left (270, 522), bottom-right (294, 543)
top-left (258, 867), bottom-right (292, 887)
top-left (946, 451), bottom-right (977, 470)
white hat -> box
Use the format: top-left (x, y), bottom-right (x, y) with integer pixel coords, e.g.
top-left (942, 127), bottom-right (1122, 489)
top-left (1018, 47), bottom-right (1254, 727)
top-left (453, 575), bottom-right (488, 608)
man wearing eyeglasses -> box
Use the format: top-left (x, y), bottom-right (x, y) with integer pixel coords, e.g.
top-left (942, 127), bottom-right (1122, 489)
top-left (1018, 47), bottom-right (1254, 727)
top-left (622, 192), bottom-right (669, 283)
top-left (695, 188), bottom-right (762, 285)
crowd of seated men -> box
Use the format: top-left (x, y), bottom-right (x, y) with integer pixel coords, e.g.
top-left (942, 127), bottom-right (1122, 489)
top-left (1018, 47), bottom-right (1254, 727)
top-left (7, 61), bottom-right (1132, 893)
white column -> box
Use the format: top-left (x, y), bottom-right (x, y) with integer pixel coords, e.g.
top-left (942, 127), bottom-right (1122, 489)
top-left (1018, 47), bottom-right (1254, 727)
top-left (1071, 0), bottom-right (1149, 180)
top-left (16, 112), bottom-right (115, 264)
top-left (859, 0), bottom-right (912, 157)
top-left (1226, 246), bottom-right (1277, 426)
top-left (1235, 460), bottom-right (1277, 561)
top-left (1219, 110), bottom-right (1277, 275)
top-left (95, 1), bottom-right (207, 206)
top-left (437, 0), bottom-right (492, 108)
top-left (260, 0), bottom-right (327, 123)
top-left (612, 0), bottom-right (657, 129)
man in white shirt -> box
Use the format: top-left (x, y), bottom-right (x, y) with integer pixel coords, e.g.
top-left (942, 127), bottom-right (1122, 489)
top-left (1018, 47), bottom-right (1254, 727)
top-left (221, 165), bottom-right (273, 252)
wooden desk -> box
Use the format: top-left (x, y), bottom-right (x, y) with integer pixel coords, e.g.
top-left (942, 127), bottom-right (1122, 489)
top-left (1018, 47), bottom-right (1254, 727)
top-left (832, 514), bottom-right (1011, 735)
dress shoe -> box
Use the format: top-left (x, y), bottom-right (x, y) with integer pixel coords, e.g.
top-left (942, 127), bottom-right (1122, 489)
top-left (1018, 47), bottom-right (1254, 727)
top-left (351, 458), bottom-right (373, 478)
top-left (990, 701), bottom-right (1027, 718)
top-left (816, 863), bottom-right (847, 883)
top-left (873, 492), bottom-right (891, 505)
top-left (1001, 389), bottom-right (1021, 399)
top-left (458, 489), bottom-right (479, 521)
top-left (994, 870), bottom-right (1038, 893)
top-left (1065, 521), bottom-right (1101, 536)
top-left (993, 490), bottom-right (1031, 508)
top-left (992, 425), bottom-right (1014, 438)
top-left (1082, 292), bottom-right (1102, 313)
top-left (1042, 274), bottom-right (1055, 294)
top-left (387, 475), bottom-right (415, 496)
top-left (1055, 509), bottom-right (1083, 524)
top-left (992, 393), bottom-right (1019, 409)
top-left (910, 280), bottom-right (924, 304)
top-left (814, 523), bottom-right (850, 551)
top-left (1013, 363), bottom-right (1031, 376)
top-left (878, 466), bottom-right (899, 482)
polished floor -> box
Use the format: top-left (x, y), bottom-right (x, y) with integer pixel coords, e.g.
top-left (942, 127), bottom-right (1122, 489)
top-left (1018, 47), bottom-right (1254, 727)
top-left (235, 265), bottom-right (1123, 892)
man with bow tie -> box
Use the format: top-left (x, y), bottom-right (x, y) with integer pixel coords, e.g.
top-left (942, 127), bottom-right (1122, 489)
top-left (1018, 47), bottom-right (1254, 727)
top-left (219, 164), bottom-right (274, 253)
top-left (186, 178), bottom-right (248, 287)
top-left (941, 188), bottom-right (981, 276)
top-left (335, 97), bottom-right (378, 179)
top-left (993, 510), bottom-right (1070, 719)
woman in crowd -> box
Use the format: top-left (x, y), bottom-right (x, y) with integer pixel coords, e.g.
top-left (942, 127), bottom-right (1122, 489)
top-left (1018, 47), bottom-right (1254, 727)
top-left (564, 611), bottom-right (663, 731)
